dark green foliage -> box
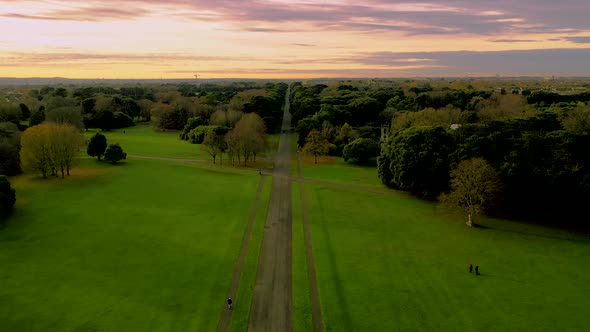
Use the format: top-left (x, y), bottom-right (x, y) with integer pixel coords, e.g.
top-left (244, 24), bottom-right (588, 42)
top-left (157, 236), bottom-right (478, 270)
top-left (29, 107), bottom-right (46, 126)
top-left (244, 95), bottom-right (283, 133)
top-left (343, 138), bottom-right (380, 164)
top-left (87, 133), bottom-right (108, 160)
top-left (0, 105), bottom-right (21, 124)
top-left (104, 144), bottom-right (127, 164)
top-left (378, 126), bottom-right (454, 197)
top-left (113, 112), bottom-right (135, 129)
top-left (157, 105), bottom-right (190, 130)
top-left (0, 175), bottom-right (16, 219)
top-left (180, 116), bottom-right (204, 140)
top-left (53, 87), bottom-right (68, 98)
top-left (96, 110), bottom-right (115, 131)
top-left (81, 98), bottom-right (96, 114)
top-left (0, 143), bottom-right (21, 176)
top-left (19, 103), bottom-right (31, 119)
top-left (188, 125), bottom-right (224, 144)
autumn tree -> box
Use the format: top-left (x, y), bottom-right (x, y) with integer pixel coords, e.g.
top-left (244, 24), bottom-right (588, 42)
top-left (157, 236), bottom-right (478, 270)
top-left (225, 113), bottom-right (266, 165)
top-left (50, 124), bottom-right (84, 177)
top-left (303, 129), bottom-right (329, 164)
top-left (20, 123), bottom-right (83, 178)
top-left (440, 158), bottom-right (502, 227)
top-left (201, 129), bottom-right (227, 164)
top-left (87, 132), bottom-right (108, 160)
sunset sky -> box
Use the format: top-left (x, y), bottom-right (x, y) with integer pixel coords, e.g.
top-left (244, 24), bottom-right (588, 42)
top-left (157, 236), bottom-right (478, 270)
top-left (1, 0), bottom-right (590, 79)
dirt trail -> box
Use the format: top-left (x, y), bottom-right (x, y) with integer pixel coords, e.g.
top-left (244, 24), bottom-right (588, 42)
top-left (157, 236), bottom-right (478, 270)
top-left (297, 155), bottom-right (325, 332)
top-left (248, 90), bottom-right (293, 331)
top-left (216, 176), bottom-right (267, 332)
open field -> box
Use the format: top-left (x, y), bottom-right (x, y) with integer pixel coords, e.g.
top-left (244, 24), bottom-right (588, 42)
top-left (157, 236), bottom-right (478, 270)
top-left (84, 126), bottom-right (281, 162)
top-left (298, 156), bottom-right (382, 188)
top-left (0, 158), bottom-right (260, 331)
top-left (84, 125), bottom-right (206, 159)
top-left (306, 183), bottom-right (590, 332)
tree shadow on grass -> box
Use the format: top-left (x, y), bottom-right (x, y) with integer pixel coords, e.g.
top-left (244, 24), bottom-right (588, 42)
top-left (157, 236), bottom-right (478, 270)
top-left (315, 188), bottom-right (354, 331)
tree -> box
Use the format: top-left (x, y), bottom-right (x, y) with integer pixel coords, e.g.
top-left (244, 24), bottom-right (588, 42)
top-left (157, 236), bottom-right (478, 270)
top-left (51, 124), bottom-right (84, 177)
top-left (339, 123), bottom-right (353, 144)
top-left (303, 129), bottom-right (330, 164)
top-left (343, 138), bottom-right (380, 164)
top-left (225, 113), bottom-right (266, 165)
top-left (440, 158), bottom-right (502, 227)
top-left (20, 123), bottom-right (83, 178)
top-left (87, 133), bottom-right (108, 160)
top-left (562, 103), bottom-right (590, 135)
top-left (29, 107), bottom-right (46, 126)
top-left (104, 144), bottom-right (127, 164)
top-left (180, 116), bottom-right (204, 140)
top-left (46, 107), bottom-right (84, 131)
top-left (20, 124), bottom-right (54, 178)
top-left (19, 103), bottom-right (31, 119)
top-left (378, 126), bottom-right (454, 197)
top-left (201, 130), bottom-right (227, 164)
top-left (0, 105), bottom-right (21, 124)
top-left (0, 175), bottom-right (16, 219)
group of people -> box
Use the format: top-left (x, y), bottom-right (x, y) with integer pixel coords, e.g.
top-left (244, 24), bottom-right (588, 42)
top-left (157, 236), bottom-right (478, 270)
top-left (469, 264), bottom-right (480, 275)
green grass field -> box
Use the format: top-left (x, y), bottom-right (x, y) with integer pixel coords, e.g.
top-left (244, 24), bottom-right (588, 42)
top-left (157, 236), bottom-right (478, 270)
top-left (306, 184), bottom-right (590, 332)
top-left (85, 125), bottom-right (208, 159)
top-left (0, 158), bottom-right (260, 331)
top-left (299, 156), bottom-right (383, 188)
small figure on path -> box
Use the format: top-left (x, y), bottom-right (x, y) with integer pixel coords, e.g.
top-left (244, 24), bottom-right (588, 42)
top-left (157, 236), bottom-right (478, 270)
top-left (258, 168), bottom-right (262, 175)
top-left (227, 297), bottom-right (233, 309)
top-left (469, 263), bottom-right (473, 273)
top-left (475, 265), bottom-right (480, 275)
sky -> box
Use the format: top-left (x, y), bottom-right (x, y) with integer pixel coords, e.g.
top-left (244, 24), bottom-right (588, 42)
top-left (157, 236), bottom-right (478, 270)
top-left (1, 0), bottom-right (590, 79)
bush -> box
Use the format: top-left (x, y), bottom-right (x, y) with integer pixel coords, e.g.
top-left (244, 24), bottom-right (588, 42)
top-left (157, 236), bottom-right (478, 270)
top-left (104, 144), bottom-right (127, 164)
top-left (0, 175), bottom-right (16, 219)
top-left (29, 108), bottom-right (46, 126)
top-left (180, 116), bottom-right (204, 140)
top-left (188, 125), bottom-right (219, 144)
top-left (343, 138), bottom-right (380, 164)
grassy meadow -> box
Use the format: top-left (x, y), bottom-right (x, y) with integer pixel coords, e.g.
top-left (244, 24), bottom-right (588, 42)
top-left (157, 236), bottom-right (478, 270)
top-left (0, 157), bottom-right (261, 331)
top-left (306, 183), bottom-right (590, 331)
top-left (84, 125), bottom-right (207, 160)
top-left (298, 156), bottom-right (382, 188)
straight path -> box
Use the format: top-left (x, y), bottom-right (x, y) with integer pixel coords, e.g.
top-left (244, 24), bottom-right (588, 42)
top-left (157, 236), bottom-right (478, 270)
top-left (216, 175), bottom-right (267, 332)
top-left (248, 90), bottom-right (293, 331)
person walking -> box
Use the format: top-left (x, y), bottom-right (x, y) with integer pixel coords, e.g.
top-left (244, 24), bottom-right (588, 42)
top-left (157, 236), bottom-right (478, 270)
top-left (469, 263), bottom-right (473, 273)
top-left (475, 265), bottom-right (480, 275)
top-left (227, 297), bottom-right (233, 309)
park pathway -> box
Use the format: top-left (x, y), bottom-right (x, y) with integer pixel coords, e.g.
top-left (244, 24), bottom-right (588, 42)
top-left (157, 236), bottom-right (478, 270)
top-left (248, 89), bottom-right (293, 331)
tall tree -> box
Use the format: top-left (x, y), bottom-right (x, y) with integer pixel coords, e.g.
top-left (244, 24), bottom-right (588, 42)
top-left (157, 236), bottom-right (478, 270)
top-left (440, 158), bottom-right (502, 227)
top-left (20, 123), bottom-right (83, 178)
top-left (87, 132), bottom-right (108, 161)
top-left (201, 130), bottom-right (227, 164)
top-left (303, 129), bottom-right (330, 164)
top-left (378, 126), bottom-right (454, 197)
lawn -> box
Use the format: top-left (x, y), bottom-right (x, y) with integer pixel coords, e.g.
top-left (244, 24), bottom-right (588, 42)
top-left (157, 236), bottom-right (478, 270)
top-left (299, 156), bottom-right (383, 188)
top-left (84, 125), bottom-right (208, 159)
top-left (306, 184), bottom-right (590, 331)
top-left (0, 158), bottom-right (260, 331)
